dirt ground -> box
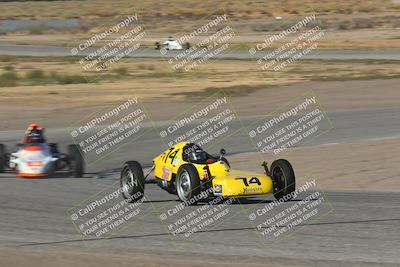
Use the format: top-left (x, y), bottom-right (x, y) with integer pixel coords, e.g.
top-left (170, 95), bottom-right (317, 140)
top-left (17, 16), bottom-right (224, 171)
top-left (0, 0), bottom-right (399, 50)
top-left (230, 137), bottom-right (400, 192)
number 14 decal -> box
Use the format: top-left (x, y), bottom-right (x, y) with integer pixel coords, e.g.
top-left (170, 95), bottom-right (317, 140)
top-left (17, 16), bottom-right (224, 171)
top-left (163, 148), bottom-right (178, 164)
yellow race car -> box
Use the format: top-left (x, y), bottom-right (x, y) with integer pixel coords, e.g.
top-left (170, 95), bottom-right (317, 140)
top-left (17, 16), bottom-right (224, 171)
top-left (120, 142), bottom-right (296, 204)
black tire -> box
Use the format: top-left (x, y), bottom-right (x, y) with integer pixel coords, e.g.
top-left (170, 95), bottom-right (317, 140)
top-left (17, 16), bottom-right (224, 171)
top-left (271, 159), bottom-right (296, 201)
top-left (68, 144), bottom-right (84, 177)
top-left (120, 161), bottom-right (145, 202)
top-left (0, 144), bottom-right (6, 173)
top-left (176, 164), bottom-right (201, 204)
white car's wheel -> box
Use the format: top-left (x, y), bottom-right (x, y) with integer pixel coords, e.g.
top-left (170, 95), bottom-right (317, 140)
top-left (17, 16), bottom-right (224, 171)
top-left (68, 145), bottom-right (84, 177)
top-left (0, 144), bottom-right (6, 173)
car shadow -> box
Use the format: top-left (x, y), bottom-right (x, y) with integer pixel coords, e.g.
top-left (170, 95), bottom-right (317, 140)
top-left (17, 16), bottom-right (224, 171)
top-left (228, 197), bottom-right (320, 205)
top-left (140, 196), bottom-right (320, 205)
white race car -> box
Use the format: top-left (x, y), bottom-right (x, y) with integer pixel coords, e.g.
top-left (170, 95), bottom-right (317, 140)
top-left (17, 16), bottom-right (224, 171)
top-left (0, 143), bottom-right (84, 178)
top-left (163, 37), bottom-right (183, 50)
top-left (155, 36), bottom-right (190, 50)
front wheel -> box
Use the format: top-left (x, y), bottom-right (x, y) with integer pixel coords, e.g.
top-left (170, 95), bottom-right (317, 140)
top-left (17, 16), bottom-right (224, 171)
top-left (271, 159), bottom-right (296, 201)
top-left (176, 164), bottom-right (201, 204)
top-left (120, 161), bottom-right (145, 202)
top-left (68, 145), bottom-right (84, 177)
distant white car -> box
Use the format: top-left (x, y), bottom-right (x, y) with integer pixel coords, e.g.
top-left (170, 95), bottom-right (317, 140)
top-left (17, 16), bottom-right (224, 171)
top-left (163, 37), bottom-right (183, 50)
top-left (155, 37), bottom-right (190, 50)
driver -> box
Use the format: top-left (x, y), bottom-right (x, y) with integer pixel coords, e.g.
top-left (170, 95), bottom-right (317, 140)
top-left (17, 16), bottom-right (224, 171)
top-left (184, 144), bottom-right (209, 163)
top-left (23, 123), bottom-right (46, 144)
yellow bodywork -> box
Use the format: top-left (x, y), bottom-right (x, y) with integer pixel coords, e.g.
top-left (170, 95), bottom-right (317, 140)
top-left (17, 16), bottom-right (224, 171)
top-left (153, 142), bottom-right (273, 197)
top-left (212, 170), bottom-right (273, 197)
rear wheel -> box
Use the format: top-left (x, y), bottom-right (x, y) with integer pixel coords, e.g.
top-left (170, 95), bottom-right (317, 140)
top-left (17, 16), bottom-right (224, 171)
top-left (176, 164), bottom-right (201, 204)
top-left (0, 144), bottom-right (6, 173)
top-left (271, 159), bottom-right (296, 201)
top-left (120, 161), bottom-right (145, 202)
top-left (68, 145), bottom-right (84, 177)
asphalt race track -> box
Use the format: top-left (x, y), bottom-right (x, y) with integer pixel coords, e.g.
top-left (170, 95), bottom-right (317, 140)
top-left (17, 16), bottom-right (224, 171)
top-left (0, 108), bottom-right (400, 266)
top-left (0, 180), bottom-right (399, 266)
top-left (0, 44), bottom-right (400, 60)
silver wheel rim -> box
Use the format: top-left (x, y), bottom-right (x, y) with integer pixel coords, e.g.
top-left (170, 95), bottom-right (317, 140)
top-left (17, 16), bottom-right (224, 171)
top-left (122, 167), bottom-right (135, 198)
top-left (177, 170), bottom-right (191, 201)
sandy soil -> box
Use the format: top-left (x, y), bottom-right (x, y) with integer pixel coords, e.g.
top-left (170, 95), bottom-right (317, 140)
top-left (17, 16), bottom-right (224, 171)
top-left (0, 0), bottom-right (399, 50)
top-left (230, 137), bottom-right (400, 191)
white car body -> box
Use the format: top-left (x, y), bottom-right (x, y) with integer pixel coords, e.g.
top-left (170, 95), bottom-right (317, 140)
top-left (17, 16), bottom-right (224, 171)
top-left (163, 38), bottom-right (183, 50)
top-left (10, 143), bottom-right (58, 177)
